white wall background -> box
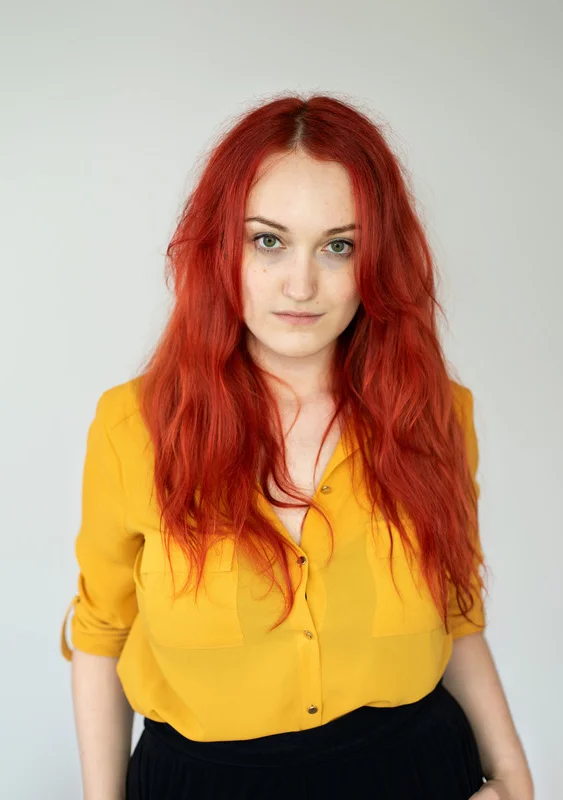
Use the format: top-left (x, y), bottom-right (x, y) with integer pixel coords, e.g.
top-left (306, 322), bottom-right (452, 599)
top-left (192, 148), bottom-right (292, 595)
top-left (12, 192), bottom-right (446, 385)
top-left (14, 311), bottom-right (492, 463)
top-left (1, 0), bottom-right (561, 797)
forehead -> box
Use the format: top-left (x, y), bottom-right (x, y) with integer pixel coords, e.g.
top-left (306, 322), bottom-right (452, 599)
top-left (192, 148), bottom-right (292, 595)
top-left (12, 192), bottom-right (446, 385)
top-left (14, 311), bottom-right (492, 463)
top-left (245, 151), bottom-right (355, 224)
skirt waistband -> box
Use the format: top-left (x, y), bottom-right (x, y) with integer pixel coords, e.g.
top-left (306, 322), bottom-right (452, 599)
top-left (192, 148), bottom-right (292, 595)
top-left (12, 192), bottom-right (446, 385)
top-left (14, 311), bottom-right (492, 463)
top-left (143, 679), bottom-right (449, 768)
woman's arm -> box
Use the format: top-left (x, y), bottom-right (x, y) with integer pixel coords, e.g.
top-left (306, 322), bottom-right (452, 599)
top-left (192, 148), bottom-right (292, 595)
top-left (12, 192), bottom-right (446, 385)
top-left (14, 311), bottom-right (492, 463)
top-left (71, 650), bottom-right (134, 800)
top-left (62, 388), bottom-right (142, 797)
top-left (442, 631), bottom-right (534, 799)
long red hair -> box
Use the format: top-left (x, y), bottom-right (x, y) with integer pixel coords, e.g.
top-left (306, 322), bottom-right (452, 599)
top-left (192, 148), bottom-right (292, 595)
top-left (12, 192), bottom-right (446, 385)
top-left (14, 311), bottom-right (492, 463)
top-left (135, 92), bottom-right (488, 634)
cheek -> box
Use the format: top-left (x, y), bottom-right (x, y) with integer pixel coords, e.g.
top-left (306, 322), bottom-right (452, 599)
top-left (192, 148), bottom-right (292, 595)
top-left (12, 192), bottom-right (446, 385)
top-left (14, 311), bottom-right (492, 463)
top-left (332, 278), bottom-right (361, 312)
top-left (241, 267), bottom-right (271, 319)
top-left (350, 294), bottom-right (362, 314)
top-left (331, 288), bottom-right (361, 330)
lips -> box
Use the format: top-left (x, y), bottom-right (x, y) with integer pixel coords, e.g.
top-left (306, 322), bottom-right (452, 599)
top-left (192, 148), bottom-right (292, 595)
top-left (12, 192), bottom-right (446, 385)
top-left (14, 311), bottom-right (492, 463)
top-left (274, 313), bottom-right (321, 317)
top-left (273, 312), bottom-right (324, 325)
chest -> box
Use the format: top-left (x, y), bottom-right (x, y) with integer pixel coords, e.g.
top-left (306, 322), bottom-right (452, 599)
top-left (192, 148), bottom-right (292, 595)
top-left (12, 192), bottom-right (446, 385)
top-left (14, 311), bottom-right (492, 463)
top-left (266, 413), bottom-right (342, 547)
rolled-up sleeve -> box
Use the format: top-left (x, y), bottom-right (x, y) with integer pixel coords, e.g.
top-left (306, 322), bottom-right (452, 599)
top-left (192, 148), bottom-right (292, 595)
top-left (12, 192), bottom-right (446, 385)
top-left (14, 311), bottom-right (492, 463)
top-left (447, 385), bottom-right (487, 640)
top-left (60, 390), bottom-right (142, 660)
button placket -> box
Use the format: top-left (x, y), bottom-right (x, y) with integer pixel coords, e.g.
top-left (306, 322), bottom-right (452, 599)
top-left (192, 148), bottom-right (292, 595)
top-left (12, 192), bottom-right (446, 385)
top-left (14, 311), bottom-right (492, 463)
top-left (297, 566), bottom-right (321, 726)
top-left (296, 554), bottom-right (309, 600)
top-left (296, 483), bottom-right (333, 724)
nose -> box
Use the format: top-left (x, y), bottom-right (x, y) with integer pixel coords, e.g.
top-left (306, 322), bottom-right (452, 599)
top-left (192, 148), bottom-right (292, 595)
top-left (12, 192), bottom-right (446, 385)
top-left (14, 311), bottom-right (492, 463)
top-left (283, 250), bottom-right (318, 301)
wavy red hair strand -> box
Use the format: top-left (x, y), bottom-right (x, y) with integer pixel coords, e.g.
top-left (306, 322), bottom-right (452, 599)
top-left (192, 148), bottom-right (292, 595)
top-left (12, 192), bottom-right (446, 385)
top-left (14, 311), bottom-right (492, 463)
top-left (134, 92), bottom-right (488, 634)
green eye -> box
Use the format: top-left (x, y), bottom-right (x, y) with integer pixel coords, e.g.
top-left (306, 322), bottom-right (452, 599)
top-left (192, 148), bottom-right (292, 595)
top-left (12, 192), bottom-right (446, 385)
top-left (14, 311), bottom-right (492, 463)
top-left (327, 240), bottom-right (353, 256)
top-left (254, 234), bottom-right (282, 252)
top-left (252, 234), bottom-right (354, 259)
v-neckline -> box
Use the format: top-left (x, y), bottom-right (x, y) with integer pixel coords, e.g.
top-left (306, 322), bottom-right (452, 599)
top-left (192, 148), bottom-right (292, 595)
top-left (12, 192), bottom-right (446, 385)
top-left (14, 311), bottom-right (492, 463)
top-left (255, 420), bottom-right (359, 551)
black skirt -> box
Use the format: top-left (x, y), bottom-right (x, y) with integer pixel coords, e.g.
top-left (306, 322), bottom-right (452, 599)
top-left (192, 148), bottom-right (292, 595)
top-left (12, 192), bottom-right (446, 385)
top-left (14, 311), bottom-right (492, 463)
top-left (126, 679), bottom-right (486, 799)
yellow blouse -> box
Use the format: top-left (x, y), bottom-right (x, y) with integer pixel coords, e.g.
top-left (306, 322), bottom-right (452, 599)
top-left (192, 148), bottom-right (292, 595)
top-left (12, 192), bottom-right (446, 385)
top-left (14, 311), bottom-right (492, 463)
top-left (60, 377), bottom-right (486, 742)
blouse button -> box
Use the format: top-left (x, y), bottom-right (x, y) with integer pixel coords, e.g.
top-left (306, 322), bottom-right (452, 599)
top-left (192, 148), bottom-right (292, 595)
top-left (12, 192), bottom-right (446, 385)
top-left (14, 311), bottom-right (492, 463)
top-left (298, 555), bottom-right (307, 564)
top-left (304, 629), bottom-right (314, 639)
top-left (320, 485), bottom-right (332, 494)
top-left (308, 705), bottom-right (318, 714)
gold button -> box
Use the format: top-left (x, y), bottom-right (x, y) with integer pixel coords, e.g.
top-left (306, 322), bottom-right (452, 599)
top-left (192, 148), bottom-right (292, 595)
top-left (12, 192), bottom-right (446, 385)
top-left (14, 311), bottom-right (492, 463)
top-left (308, 705), bottom-right (318, 714)
top-left (304, 629), bottom-right (314, 639)
top-left (320, 485), bottom-right (332, 494)
top-left (297, 555), bottom-right (307, 564)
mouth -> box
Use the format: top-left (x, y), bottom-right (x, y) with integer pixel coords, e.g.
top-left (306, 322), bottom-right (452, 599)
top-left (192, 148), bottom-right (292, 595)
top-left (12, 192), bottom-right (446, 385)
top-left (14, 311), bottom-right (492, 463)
top-left (273, 312), bottom-right (324, 325)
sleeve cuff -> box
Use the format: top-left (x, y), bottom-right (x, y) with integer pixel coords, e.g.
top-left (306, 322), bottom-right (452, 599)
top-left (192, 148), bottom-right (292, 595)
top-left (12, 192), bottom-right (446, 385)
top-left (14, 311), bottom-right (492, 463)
top-left (60, 595), bottom-right (128, 660)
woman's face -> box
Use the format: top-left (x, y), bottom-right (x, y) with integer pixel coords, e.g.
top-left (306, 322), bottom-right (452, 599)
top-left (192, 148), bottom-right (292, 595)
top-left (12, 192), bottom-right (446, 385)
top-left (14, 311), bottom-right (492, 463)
top-left (241, 149), bottom-right (362, 392)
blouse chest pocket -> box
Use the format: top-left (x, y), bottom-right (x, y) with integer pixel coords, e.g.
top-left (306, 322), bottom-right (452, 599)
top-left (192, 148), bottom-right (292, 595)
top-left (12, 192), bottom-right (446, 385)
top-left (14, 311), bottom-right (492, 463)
top-left (134, 534), bottom-right (245, 650)
top-left (365, 515), bottom-right (444, 638)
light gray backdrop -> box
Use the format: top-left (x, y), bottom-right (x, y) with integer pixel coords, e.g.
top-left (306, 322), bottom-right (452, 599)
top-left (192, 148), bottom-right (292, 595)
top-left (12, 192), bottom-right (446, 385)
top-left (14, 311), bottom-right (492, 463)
top-left (1, 0), bottom-right (561, 797)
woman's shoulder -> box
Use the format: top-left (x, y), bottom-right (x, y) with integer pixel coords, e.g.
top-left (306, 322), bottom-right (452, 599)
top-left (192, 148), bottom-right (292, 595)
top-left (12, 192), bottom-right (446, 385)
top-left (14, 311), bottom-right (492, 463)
top-left (94, 375), bottom-right (142, 425)
top-left (92, 375), bottom-right (474, 442)
top-left (93, 376), bottom-right (148, 455)
top-left (449, 378), bottom-right (474, 418)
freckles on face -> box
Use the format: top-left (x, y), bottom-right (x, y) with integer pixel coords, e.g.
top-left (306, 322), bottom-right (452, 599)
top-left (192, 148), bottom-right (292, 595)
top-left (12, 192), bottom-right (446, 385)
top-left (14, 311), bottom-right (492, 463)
top-left (241, 228), bottom-right (358, 321)
top-left (242, 259), bottom-right (360, 359)
top-left (240, 150), bottom-right (362, 353)
top-left (241, 262), bottom-right (274, 318)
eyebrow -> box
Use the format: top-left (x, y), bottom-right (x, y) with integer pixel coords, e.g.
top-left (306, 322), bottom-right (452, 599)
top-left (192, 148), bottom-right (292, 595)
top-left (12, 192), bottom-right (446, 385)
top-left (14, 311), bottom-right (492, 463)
top-left (244, 216), bottom-right (359, 236)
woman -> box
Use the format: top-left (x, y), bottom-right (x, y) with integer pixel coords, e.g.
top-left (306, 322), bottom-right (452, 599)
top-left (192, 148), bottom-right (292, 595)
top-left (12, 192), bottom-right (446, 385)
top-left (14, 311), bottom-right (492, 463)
top-left (60, 93), bottom-right (534, 799)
